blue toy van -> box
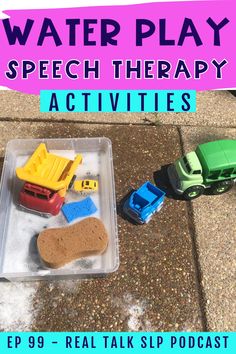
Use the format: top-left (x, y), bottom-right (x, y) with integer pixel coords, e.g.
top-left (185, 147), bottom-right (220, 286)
top-left (123, 182), bottom-right (165, 224)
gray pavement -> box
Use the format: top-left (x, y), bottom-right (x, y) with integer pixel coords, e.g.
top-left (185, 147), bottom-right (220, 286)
top-left (0, 90), bottom-right (236, 127)
top-left (157, 91), bottom-right (236, 128)
top-left (0, 90), bottom-right (235, 331)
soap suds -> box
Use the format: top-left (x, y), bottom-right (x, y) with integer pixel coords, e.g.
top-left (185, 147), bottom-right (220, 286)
top-left (127, 304), bottom-right (144, 331)
top-left (48, 279), bottom-right (81, 294)
top-left (114, 293), bottom-right (154, 331)
top-left (0, 282), bottom-right (38, 331)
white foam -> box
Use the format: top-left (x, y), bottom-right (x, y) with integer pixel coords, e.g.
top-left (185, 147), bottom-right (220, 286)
top-left (114, 293), bottom-right (154, 331)
top-left (0, 282), bottom-right (38, 331)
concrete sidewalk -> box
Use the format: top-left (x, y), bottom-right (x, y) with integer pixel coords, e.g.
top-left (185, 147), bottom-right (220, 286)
top-left (0, 90), bottom-right (236, 127)
top-left (0, 91), bottom-right (235, 331)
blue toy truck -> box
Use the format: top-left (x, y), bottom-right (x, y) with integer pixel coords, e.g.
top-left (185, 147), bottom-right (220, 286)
top-left (123, 182), bottom-right (165, 224)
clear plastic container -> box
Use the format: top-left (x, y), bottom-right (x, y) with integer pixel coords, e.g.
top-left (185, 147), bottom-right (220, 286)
top-left (0, 138), bottom-right (119, 281)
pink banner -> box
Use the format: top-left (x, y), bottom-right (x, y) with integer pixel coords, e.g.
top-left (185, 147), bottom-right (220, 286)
top-left (0, 1), bottom-right (235, 94)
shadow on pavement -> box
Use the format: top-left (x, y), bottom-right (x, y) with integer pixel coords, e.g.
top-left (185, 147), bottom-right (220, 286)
top-left (153, 164), bottom-right (185, 200)
top-left (229, 90), bottom-right (236, 97)
top-left (116, 189), bottom-right (141, 226)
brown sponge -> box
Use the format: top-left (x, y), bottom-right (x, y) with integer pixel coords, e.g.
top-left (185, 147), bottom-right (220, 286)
top-left (37, 217), bottom-right (109, 268)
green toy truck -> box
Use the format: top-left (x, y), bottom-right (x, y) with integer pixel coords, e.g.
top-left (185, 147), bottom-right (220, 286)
top-left (168, 139), bottom-right (236, 200)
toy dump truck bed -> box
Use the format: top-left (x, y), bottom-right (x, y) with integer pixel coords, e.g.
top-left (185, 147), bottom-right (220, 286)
top-left (131, 182), bottom-right (165, 211)
top-left (16, 143), bottom-right (82, 191)
top-left (123, 182), bottom-right (166, 224)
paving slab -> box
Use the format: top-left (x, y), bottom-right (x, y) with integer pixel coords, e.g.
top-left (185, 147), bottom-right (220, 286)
top-left (0, 122), bottom-right (204, 331)
top-left (180, 126), bottom-right (236, 331)
top-left (0, 90), bottom-right (153, 124)
top-left (156, 91), bottom-right (236, 128)
top-left (0, 90), bottom-right (236, 127)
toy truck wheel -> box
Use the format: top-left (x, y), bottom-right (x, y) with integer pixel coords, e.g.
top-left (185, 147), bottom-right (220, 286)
top-left (183, 185), bottom-right (204, 200)
top-left (210, 180), bottom-right (234, 195)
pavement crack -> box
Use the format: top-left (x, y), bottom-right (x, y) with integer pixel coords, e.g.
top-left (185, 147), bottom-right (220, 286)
top-left (0, 117), bottom-right (235, 129)
top-left (177, 126), bottom-right (209, 331)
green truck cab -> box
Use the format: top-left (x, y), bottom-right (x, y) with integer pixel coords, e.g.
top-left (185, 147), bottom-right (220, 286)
top-left (168, 140), bottom-right (236, 200)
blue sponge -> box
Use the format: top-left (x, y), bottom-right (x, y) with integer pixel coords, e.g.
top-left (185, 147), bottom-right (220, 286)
top-left (62, 197), bottom-right (97, 223)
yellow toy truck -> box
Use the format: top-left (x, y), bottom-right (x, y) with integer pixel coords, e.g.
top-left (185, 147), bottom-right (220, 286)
top-left (74, 179), bottom-right (98, 193)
